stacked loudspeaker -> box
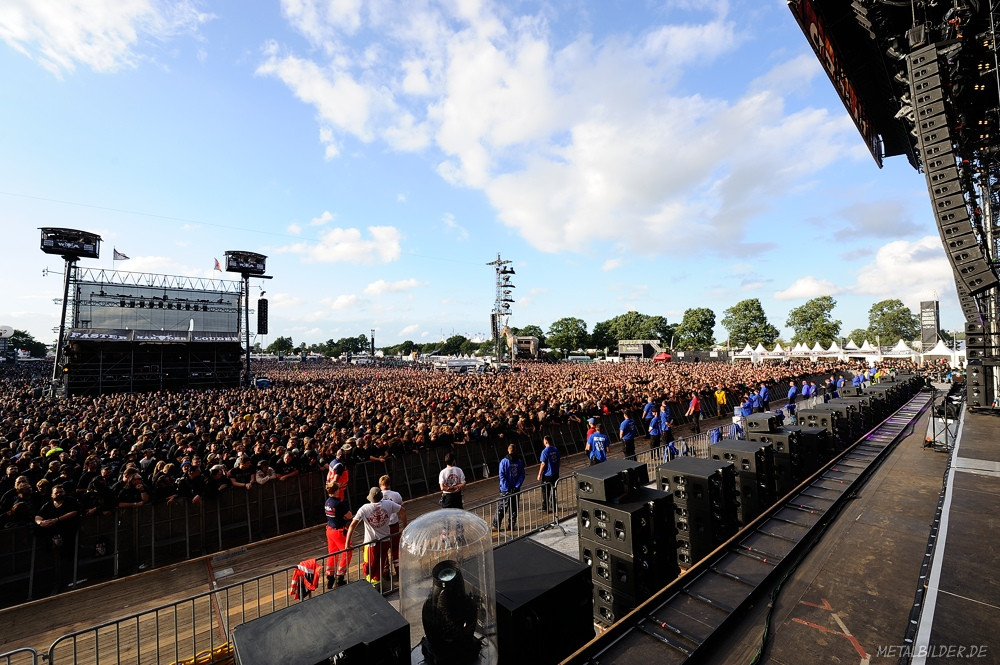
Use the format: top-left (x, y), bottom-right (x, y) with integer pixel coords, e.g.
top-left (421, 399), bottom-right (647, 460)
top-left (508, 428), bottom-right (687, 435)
top-left (965, 321), bottom-right (995, 408)
top-left (747, 422), bottom-right (819, 498)
top-left (908, 44), bottom-right (998, 323)
top-left (657, 457), bottom-right (738, 570)
top-left (576, 460), bottom-right (678, 626)
top-left (231, 581), bottom-right (408, 664)
top-left (494, 539), bottom-right (594, 665)
top-left (709, 438), bottom-right (776, 526)
top-left (794, 408), bottom-right (846, 453)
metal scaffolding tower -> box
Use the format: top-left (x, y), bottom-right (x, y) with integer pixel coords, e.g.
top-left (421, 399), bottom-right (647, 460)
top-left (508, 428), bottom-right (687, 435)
top-left (486, 253), bottom-right (516, 362)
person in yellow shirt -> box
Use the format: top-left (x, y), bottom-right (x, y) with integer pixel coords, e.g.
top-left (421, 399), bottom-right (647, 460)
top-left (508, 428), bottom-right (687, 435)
top-left (714, 384), bottom-right (728, 416)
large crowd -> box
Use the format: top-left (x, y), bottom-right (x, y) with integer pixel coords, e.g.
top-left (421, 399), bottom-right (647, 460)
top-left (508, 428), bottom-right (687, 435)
top-left (0, 355), bottom-right (931, 531)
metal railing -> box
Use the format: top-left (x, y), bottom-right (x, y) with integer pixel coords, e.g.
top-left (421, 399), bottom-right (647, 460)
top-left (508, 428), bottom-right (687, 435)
top-left (0, 648), bottom-right (38, 665)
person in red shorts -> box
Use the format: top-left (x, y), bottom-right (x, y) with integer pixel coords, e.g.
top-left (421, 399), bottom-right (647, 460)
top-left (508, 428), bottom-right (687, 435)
top-left (323, 481), bottom-right (353, 589)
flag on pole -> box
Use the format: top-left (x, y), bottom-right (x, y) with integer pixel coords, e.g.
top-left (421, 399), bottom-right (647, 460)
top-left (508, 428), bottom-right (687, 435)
top-left (113, 249), bottom-right (130, 261)
top-left (214, 258), bottom-right (222, 271)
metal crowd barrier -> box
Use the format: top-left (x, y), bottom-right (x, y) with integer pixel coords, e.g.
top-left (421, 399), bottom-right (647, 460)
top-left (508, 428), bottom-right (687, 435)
top-left (0, 648), bottom-right (38, 665)
top-left (0, 474), bottom-right (327, 605)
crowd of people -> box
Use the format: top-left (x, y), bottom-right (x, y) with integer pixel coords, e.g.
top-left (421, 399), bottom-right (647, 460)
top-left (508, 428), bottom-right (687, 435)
top-left (0, 355), bottom-right (930, 534)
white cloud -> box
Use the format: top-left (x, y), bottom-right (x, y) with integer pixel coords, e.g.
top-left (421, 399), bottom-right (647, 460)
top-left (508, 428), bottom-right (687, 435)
top-left (260, 4), bottom-right (856, 257)
top-left (364, 278), bottom-right (422, 295)
top-left (323, 294), bottom-right (361, 310)
top-left (269, 292), bottom-right (304, 308)
top-left (852, 236), bottom-right (953, 308)
top-left (276, 225), bottom-right (402, 263)
top-left (0, 0), bottom-right (212, 76)
top-left (602, 258), bottom-right (621, 271)
top-left (442, 213), bottom-right (468, 240)
top-left (399, 323), bottom-right (419, 336)
top-left (774, 277), bottom-right (842, 301)
top-left (287, 223), bottom-right (302, 235)
top-left (310, 210), bottom-right (336, 226)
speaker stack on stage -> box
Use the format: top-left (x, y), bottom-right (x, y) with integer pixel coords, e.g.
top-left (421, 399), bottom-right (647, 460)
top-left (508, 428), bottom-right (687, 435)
top-left (494, 538), bottom-right (594, 665)
top-left (794, 407), bottom-right (847, 452)
top-left (747, 425), bottom-right (818, 497)
top-left (807, 401), bottom-right (858, 450)
top-left (828, 396), bottom-right (874, 433)
top-left (231, 580), bottom-right (409, 665)
top-left (576, 460), bottom-right (678, 626)
top-left (966, 322), bottom-right (997, 408)
top-left (709, 438), bottom-right (776, 526)
top-left (656, 457), bottom-right (738, 570)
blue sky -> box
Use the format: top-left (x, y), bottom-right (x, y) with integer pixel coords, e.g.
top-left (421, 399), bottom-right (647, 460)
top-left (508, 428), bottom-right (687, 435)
top-left (0, 0), bottom-right (958, 349)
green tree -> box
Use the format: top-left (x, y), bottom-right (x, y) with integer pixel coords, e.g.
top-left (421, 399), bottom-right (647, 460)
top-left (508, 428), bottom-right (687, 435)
top-left (266, 336), bottom-right (294, 354)
top-left (721, 299), bottom-right (779, 348)
top-left (440, 334), bottom-right (468, 355)
top-left (547, 317), bottom-right (589, 352)
top-left (867, 299), bottom-right (919, 344)
top-left (606, 311), bottom-right (647, 341)
top-left (644, 315), bottom-right (676, 342)
top-left (785, 296), bottom-right (842, 347)
top-left (674, 308), bottom-right (716, 350)
top-left (846, 328), bottom-right (869, 345)
top-left (589, 320), bottom-right (614, 351)
top-left (10, 330), bottom-right (48, 358)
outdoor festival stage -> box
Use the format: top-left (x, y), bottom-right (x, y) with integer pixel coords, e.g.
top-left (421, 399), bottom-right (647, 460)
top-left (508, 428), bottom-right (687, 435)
top-left (2, 398), bottom-right (998, 664)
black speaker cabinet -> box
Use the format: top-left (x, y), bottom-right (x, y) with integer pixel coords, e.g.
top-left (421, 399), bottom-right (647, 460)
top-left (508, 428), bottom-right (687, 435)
top-left (578, 487), bottom-right (673, 555)
top-left (840, 383), bottom-right (860, 396)
top-left (576, 459), bottom-right (650, 502)
top-left (710, 439), bottom-right (776, 523)
top-left (592, 579), bottom-right (637, 627)
top-left (231, 578), bottom-right (408, 665)
top-left (798, 425), bottom-right (838, 462)
top-left (657, 457), bottom-right (738, 565)
top-left (795, 408), bottom-right (843, 435)
top-left (710, 439), bottom-right (775, 479)
top-left (658, 459), bottom-right (738, 514)
top-left (580, 535), bottom-right (678, 600)
top-left (494, 539), bottom-right (594, 665)
top-left (969, 361), bottom-right (984, 387)
top-left (745, 412), bottom-right (782, 433)
top-left (813, 402), bottom-right (856, 420)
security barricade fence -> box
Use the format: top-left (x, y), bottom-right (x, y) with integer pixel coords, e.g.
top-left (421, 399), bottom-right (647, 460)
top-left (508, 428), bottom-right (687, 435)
top-left (0, 648), bottom-right (38, 665)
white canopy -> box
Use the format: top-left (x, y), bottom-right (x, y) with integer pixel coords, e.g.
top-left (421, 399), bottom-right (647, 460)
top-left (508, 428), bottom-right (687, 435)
top-left (922, 339), bottom-right (954, 358)
top-left (811, 341), bottom-right (825, 353)
top-left (883, 339), bottom-right (916, 358)
top-left (772, 342), bottom-right (785, 353)
top-left (827, 340), bottom-right (842, 352)
top-left (890, 339), bottom-right (914, 353)
top-left (754, 342), bottom-right (768, 354)
top-left (844, 339), bottom-right (859, 350)
top-left (859, 340), bottom-right (875, 352)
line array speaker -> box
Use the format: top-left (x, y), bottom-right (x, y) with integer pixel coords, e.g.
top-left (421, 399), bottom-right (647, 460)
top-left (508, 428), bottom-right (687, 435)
top-left (907, 44), bottom-right (999, 298)
top-left (256, 298), bottom-right (268, 335)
